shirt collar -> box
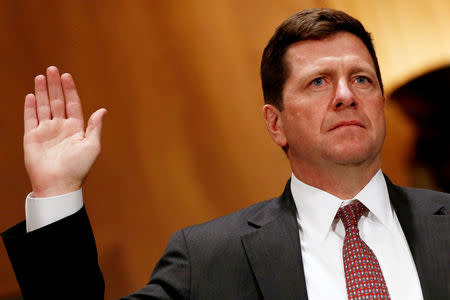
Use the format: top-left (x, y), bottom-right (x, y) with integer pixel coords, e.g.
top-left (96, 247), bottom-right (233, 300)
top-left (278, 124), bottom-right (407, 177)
top-left (290, 169), bottom-right (394, 241)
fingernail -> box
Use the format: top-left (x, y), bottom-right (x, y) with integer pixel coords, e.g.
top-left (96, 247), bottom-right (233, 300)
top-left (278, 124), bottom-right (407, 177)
top-left (47, 66), bottom-right (58, 72)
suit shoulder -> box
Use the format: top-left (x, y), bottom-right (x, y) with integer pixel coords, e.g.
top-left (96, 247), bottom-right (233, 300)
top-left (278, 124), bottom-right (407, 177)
top-left (392, 184), bottom-right (450, 214)
top-left (395, 185), bottom-right (450, 202)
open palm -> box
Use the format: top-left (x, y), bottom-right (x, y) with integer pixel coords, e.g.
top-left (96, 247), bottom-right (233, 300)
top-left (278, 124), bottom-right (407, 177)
top-left (24, 66), bottom-right (107, 198)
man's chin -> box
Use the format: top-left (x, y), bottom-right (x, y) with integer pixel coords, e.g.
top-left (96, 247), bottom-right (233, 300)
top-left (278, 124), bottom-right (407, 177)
top-left (324, 147), bottom-right (378, 167)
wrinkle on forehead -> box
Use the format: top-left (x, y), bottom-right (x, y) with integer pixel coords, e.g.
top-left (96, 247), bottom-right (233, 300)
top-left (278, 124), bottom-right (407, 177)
top-left (284, 32), bottom-right (377, 83)
top-left (294, 56), bottom-right (375, 77)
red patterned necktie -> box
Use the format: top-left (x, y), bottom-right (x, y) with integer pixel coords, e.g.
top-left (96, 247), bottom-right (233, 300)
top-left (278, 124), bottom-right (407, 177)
top-left (336, 201), bottom-right (391, 300)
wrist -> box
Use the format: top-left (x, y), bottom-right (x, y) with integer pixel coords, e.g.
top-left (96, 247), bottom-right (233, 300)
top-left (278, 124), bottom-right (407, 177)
top-left (32, 184), bottom-right (81, 198)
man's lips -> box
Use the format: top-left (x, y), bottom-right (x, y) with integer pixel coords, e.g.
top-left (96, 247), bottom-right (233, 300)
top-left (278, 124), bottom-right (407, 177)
top-left (329, 120), bottom-right (365, 131)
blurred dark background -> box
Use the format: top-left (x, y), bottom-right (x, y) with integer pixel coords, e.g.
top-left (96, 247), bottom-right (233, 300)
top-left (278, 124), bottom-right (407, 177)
top-left (391, 66), bottom-right (450, 192)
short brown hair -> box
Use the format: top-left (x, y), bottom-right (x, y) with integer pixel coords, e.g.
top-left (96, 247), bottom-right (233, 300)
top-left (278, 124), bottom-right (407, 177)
top-left (260, 8), bottom-right (384, 110)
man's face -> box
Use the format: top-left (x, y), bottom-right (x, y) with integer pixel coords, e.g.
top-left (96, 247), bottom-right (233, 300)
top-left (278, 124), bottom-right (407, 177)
top-left (264, 32), bottom-right (386, 172)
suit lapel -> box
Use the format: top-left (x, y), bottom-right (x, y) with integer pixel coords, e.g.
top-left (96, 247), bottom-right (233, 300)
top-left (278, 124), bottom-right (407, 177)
top-left (241, 181), bottom-right (308, 300)
top-left (387, 178), bottom-right (450, 299)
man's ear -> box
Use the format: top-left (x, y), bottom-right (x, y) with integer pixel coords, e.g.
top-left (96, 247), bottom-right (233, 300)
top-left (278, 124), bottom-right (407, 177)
top-left (263, 104), bottom-right (287, 148)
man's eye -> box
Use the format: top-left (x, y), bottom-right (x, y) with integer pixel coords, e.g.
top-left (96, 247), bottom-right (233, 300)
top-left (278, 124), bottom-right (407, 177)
top-left (355, 76), bottom-right (368, 84)
top-left (312, 78), bottom-right (324, 86)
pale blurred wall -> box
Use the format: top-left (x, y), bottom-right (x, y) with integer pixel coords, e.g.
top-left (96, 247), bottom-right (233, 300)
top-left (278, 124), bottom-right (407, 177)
top-left (0, 0), bottom-right (448, 299)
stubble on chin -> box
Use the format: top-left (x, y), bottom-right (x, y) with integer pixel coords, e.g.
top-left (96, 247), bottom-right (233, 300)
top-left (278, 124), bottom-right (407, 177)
top-left (321, 136), bottom-right (382, 167)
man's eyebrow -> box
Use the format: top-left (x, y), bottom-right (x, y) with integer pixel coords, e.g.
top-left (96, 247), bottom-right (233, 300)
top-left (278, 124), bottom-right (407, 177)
top-left (299, 66), bottom-right (334, 78)
top-left (348, 64), bottom-right (377, 75)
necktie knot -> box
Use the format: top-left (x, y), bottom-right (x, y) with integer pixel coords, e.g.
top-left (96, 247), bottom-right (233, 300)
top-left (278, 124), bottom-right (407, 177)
top-left (336, 201), bottom-right (368, 230)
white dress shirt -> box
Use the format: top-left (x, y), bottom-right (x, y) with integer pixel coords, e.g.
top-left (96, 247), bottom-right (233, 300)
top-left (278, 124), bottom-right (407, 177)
top-left (291, 169), bottom-right (423, 300)
top-left (26, 170), bottom-right (423, 299)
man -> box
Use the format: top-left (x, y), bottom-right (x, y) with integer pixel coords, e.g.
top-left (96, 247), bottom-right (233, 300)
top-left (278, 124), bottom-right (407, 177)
top-left (2, 8), bottom-right (449, 300)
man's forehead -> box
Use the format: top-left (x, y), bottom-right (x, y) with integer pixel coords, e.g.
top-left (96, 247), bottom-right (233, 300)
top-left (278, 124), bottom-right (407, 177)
top-left (285, 32), bottom-right (376, 72)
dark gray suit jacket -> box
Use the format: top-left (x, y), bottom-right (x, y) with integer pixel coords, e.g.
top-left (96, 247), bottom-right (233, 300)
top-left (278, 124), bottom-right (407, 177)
top-left (2, 178), bottom-right (450, 299)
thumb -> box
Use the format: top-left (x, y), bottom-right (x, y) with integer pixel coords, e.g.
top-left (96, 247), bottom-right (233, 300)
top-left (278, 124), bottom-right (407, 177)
top-left (85, 108), bottom-right (107, 143)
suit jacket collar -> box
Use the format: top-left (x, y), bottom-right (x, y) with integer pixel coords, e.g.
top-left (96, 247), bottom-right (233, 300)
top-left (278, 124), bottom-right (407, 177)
top-left (241, 180), bottom-right (308, 300)
top-left (385, 176), bottom-right (449, 300)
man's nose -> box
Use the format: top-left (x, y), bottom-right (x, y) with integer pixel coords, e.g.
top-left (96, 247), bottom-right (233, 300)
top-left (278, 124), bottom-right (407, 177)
top-left (332, 79), bottom-right (357, 110)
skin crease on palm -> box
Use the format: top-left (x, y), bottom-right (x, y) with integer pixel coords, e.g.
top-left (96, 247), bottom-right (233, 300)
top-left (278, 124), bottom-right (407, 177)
top-left (263, 32), bottom-right (386, 199)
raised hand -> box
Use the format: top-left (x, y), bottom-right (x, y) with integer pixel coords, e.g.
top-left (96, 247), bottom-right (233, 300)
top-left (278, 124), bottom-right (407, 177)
top-left (23, 66), bottom-right (107, 198)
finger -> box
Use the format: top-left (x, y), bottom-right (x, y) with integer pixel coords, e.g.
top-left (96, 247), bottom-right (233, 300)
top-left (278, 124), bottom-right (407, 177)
top-left (46, 66), bottom-right (66, 119)
top-left (85, 108), bottom-right (107, 144)
top-left (24, 93), bottom-right (38, 133)
top-left (34, 75), bottom-right (51, 121)
top-left (61, 73), bottom-right (84, 123)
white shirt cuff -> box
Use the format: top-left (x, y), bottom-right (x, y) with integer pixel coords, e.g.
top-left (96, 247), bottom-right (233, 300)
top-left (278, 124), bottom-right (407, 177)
top-left (25, 189), bottom-right (84, 233)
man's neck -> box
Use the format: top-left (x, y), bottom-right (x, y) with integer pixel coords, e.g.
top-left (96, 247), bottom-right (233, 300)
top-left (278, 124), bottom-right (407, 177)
top-left (290, 158), bottom-right (382, 200)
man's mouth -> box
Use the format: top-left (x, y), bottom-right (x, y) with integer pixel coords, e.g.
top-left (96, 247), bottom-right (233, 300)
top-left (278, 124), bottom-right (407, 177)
top-left (330, 120), bottom-right (365, 131)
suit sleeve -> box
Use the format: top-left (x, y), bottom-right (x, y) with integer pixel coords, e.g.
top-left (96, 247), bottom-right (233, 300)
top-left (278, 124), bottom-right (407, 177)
top-left (1, 206), bottom-right (105, 300)
top-left (3, 207), bottom-right (192, 300)
top-left (121, 229), bottom-right (191, 299)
